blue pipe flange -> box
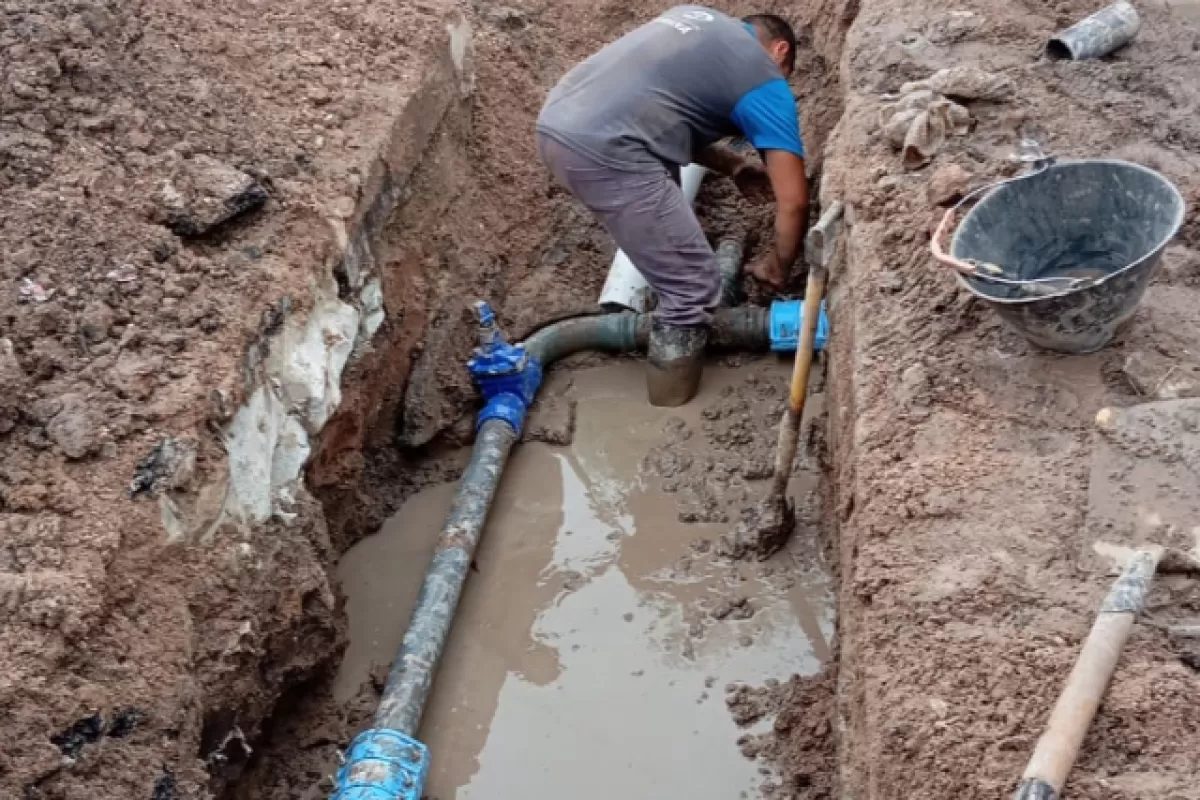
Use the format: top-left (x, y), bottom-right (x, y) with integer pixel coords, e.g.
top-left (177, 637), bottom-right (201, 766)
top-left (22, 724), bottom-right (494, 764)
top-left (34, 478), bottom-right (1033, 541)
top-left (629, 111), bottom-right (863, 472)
top-left (768, 299), bottom-right (830, 353)
top-left (467, 301), bottom-right (543, 434)
top-left (331, 728), bottom-right (430, 800)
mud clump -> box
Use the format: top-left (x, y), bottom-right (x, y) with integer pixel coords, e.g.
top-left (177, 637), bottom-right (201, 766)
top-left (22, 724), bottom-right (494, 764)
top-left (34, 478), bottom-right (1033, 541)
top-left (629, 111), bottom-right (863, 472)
top-left (728, 674), bottom-right (837, 799)
top-left (710, 595), bottom-right (755, 621)
top-left (716, 500), bottom-right (797, 562)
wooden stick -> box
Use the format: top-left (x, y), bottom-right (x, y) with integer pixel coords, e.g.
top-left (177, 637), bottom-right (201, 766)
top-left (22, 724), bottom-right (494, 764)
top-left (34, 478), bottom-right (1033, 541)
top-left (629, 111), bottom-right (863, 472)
top-left (1013, 548), bottom-right (1162, 800)
top-left (768, 202), bottom-right (842, 500)
top-left (769, 264), bottom-right (825, 499)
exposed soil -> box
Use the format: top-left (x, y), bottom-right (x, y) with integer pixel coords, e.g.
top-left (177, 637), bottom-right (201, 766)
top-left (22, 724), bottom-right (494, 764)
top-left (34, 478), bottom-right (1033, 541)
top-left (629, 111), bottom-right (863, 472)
top-left (822, 0), bottom-right (1200, 796)
top-left (728, 673), bottom-right (838, 799)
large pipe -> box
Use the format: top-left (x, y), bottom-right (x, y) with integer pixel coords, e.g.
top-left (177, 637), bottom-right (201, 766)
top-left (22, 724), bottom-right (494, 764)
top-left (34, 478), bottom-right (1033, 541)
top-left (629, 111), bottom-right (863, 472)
top-left (1046, 1), bottom-right (1139, 61)
top-left (331, 302), bottom-right (814, 800)
top-left (598, 163), bottom-right (707, 312)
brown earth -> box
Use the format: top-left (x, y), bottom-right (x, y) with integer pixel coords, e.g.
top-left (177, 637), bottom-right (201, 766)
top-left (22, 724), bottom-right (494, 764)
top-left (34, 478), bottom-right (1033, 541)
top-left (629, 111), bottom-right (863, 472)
top-left (3, 0), bottom-right (1200, 797)
top-left (821, 0), bottom-right (1200, 796)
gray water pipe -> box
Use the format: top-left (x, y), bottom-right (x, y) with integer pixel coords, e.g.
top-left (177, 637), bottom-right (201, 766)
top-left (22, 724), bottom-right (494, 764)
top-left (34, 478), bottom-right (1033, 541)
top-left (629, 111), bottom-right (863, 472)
top-left (328, 297), bottom-right (813, 799)
top-left (1046, 1), bottom-right (1140, 61)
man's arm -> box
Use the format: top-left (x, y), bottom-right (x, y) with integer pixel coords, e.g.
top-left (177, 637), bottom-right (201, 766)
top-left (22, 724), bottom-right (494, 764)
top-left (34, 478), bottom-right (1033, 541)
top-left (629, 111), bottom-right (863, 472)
top-left (727, 78), bottom-right (808, 288)
top-left (758, 149), bottom-right (808, 286)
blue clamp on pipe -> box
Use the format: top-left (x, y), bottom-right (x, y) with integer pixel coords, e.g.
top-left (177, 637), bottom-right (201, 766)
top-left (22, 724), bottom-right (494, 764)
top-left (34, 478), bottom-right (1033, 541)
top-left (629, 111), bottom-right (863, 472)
top-left (466, 301), bottom-right (542, 435)
top-left (331, 728), bottom-right (430, 800)
top-left (769, 299), bottom-right (831, 353)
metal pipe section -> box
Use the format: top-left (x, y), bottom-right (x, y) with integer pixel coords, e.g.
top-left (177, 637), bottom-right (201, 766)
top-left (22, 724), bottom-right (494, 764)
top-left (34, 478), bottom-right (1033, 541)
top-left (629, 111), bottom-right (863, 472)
top-left (715, 238), bottom-right (744, 307)
top-left (523, 306), bottom-right (772, 365)
top-left (598, 163), bottom-right (707, 312)
top-left (374, 419), bottom-right (519, 734)
top-left (1046, 1), bottom-right (1139, 61)
top-left (332, 300), bottom-right (817, 800)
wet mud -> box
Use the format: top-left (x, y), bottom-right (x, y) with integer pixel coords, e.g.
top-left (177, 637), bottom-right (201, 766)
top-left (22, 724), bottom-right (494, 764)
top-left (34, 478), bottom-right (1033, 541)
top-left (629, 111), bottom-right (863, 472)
top-left (337, 360), bottom-right (835, 799)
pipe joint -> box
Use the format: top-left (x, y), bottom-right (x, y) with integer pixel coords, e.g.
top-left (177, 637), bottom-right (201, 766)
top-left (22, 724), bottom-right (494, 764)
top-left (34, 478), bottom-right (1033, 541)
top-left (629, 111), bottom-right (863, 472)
top-left (769, 299), bottom-right (830, 353)
top-left (332, 728), bottom-right (430, 800)
top-left (477, 389), bottom-right (538, 434)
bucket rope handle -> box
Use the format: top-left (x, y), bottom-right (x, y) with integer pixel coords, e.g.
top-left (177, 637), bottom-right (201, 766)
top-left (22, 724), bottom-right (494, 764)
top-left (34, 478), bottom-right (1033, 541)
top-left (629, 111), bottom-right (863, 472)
top-left (928, 169), bottom-right (1097, 294)
top-left (930, 177), bottom-right (1022, 279)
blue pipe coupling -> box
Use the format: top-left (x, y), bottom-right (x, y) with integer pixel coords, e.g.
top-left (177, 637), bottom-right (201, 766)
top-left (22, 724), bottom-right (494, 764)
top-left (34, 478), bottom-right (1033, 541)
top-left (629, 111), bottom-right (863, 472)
top-left (769, 299), bottom-right (830, 353)
top-left (331, 729), bottom-right (430, 800)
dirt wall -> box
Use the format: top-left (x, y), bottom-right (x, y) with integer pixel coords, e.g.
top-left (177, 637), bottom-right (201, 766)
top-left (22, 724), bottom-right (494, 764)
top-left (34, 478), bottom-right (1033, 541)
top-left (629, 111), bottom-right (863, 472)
top-left (821, 0), bottom-right (1200, 796)
top-left (0, 1), bottom-right (462, 796)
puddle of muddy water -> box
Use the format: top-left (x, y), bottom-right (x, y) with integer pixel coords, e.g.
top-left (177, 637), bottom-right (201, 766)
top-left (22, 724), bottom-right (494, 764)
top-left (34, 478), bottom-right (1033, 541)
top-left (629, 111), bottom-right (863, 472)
top-left (336, 359), bottom-right (834, 799)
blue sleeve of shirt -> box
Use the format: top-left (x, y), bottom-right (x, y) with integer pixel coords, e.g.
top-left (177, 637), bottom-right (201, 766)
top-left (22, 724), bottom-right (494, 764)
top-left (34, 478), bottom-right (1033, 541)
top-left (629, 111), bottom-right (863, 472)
top-left (730, 79), bottom-right (805, 158)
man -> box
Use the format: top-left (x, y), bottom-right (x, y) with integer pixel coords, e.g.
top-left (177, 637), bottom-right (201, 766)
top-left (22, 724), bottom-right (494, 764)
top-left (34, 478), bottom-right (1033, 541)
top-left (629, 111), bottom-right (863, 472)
top-left (537, 6), bottom-right (808, 407)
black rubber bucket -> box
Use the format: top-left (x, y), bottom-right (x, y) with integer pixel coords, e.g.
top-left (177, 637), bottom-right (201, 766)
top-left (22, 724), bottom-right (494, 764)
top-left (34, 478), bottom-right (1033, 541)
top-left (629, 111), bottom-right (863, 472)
top-left (951, 159), bottom-right (1186, 353)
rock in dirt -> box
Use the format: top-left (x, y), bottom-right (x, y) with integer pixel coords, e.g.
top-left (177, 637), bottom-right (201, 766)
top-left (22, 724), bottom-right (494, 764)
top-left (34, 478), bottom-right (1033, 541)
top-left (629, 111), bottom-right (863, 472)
top-left (47, 394), bottom-right (99, 460)
top-left (108, 350), bottom-right (164, 400)
top-left (158, 155), bottom-right (268, 237)
top-left (927, 164), bottom-right (971, 207)
top-left (0, 339), bottom-right (27, 434)
top-left (1122, 350), bottom-right (1200, 400)
top-left (130, 437), bottom-right (198, 497)
top-left (79, 300), bottom-right (115, 343)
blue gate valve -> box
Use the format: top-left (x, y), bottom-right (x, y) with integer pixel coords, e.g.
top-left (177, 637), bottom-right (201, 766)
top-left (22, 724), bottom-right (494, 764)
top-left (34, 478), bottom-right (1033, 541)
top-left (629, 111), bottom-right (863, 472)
top-left (466, 301), bottom-right (542, 435)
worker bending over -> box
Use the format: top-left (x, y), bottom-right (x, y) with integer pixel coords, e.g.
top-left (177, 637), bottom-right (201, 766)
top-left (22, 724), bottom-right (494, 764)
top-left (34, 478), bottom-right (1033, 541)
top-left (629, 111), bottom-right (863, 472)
top-left (537, 6), bottom-right (808, 406)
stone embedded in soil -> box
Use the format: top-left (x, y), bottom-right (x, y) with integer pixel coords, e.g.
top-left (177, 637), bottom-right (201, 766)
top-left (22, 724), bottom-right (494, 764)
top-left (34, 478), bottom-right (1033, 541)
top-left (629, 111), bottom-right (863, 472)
top-left (108, 350), bottom-right (164, 400)
top-left (79, 300), bottom-right (115, 343)
top-left (158, 155), bottom-right (269, 237)
top-left (926, 163), bottom-right (971, 207)
top-left (1122, 350), bottom-right (1200, 400)
top-left (129, 437), bottom-right (199, 497)
top-left (46, 393), bottom-right (99, 460)
top-left (0, 338), bottom-right (27, 434)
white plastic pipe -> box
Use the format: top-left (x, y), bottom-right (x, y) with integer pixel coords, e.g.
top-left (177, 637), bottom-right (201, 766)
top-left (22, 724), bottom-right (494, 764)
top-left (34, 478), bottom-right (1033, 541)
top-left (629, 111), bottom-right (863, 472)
top-left (598, 164), bottom-right (707, 312)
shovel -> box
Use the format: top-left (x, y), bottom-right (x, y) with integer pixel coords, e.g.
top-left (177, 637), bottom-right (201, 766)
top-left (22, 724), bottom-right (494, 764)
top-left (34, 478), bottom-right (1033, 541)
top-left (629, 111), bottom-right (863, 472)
top-left (738, 202), bottom-right (843, 559)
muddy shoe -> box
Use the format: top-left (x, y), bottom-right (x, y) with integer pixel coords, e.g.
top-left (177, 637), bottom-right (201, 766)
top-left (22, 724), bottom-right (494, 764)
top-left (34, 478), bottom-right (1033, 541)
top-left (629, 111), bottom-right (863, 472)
top-left (646, 320), bottom-right (708, 407)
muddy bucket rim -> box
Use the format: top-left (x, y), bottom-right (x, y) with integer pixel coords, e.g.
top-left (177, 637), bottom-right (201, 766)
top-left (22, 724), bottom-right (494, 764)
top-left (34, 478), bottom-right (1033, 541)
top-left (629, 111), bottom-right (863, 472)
top-left (951, 158), bottom-right (1186, 306)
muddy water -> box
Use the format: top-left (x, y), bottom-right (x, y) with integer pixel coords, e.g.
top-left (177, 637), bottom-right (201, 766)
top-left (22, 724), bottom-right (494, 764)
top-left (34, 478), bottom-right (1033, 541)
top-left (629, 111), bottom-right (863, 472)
top-left (336, 359), bottom-right (834, 799)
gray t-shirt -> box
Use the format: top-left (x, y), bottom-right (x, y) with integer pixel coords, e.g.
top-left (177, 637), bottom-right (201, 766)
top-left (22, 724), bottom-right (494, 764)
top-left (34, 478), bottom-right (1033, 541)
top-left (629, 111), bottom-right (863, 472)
top-left (537, 5), bottom-right (804, 171)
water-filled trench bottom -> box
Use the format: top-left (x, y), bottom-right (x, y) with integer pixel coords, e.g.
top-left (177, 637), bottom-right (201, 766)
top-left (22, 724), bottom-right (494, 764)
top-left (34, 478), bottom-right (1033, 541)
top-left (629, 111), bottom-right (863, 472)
top-left (336, 359), bottom-right (835, 799)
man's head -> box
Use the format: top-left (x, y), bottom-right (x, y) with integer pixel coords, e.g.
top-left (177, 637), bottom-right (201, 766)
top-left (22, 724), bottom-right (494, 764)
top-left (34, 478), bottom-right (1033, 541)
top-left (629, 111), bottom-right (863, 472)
top-left (743, 13), bottom-right (797, 77)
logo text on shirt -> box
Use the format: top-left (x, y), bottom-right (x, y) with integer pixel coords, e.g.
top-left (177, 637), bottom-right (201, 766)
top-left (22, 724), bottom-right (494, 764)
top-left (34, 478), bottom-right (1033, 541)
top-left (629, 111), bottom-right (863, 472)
top-left (653, 9), bottom-right (714, 34)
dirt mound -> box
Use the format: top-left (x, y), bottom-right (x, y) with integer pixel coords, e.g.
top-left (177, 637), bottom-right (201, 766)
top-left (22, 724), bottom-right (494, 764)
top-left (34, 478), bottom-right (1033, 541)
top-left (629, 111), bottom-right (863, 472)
top-left (729, 674), bottom-right (838, 799)
top-left (1, 0), bottom-right (451, 796)
top-left (822, 0), bottom-right (1200, 795)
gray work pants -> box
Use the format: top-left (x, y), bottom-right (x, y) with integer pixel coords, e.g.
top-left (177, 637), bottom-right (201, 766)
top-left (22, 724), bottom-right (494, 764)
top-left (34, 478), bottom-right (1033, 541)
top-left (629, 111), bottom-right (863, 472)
top-left (537, 134), bottom-right (720, 328)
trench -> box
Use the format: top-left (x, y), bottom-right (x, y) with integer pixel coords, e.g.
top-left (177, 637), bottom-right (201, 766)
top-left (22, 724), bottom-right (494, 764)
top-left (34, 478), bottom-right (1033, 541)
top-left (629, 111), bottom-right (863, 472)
top-left (227, 2), bottom-right (858, 797)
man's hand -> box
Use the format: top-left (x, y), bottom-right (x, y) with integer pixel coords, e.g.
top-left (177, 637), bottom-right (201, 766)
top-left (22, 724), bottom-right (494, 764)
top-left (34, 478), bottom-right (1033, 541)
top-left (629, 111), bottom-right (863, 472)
top-left (746, 251), bottom-right (786, 289)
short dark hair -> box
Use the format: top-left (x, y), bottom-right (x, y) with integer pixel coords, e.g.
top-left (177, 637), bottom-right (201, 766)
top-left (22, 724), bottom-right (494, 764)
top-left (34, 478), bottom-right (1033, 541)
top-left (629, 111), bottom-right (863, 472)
top-left (743, 13), bottom-right (797, 74)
